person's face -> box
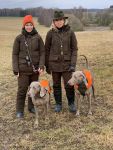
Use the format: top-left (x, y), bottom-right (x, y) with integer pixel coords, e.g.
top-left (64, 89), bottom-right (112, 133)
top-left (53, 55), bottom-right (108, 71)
top-left (53, 19), bottom-right (65, 28)
top-left (25, 23), bottom-right (33, 32)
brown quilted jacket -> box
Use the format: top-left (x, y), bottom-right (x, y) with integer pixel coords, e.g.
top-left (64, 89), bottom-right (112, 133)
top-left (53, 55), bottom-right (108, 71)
top-left (45, 25), bottom-right (78, 72)
top-left (12, 29), bottom-right (45, 74)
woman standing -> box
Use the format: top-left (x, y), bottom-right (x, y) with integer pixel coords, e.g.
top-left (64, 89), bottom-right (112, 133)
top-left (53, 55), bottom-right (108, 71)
top-left (45, 11), bottom-right (78, 112)
top-left (12, 15), bottom-right (45, 118)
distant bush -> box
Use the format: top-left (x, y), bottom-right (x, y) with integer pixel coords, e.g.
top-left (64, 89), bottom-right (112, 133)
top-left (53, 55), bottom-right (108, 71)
top-left (95, 9), bottom-right (113, 26)
top-left (68, 14), bottom-right (84, 31)
top-left (38, 9), bottom-right (54, 27)
top-left (109, 22), bottom-right (113, 30)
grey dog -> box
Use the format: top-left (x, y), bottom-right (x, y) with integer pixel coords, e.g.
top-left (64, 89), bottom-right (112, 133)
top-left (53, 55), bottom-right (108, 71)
top-left (68, 70), bottom-right (95, 116)
top-left (28, 81), bottom-right (50, 127)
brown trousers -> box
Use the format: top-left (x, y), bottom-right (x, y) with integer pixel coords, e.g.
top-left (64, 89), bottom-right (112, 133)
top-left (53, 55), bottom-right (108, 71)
top-left (52, 72), bottom-right (75, 105)
top-left (16, 73), bottom-right (39, 112)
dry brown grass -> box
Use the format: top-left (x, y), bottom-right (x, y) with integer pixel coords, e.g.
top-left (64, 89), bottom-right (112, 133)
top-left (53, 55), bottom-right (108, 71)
top-left (0, 17), bottom-right (113, 150)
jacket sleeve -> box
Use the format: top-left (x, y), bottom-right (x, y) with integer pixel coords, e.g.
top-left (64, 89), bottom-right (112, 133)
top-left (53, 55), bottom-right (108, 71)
top-left (70, 31), bottom-right (78, 67)
top-left (45, 30), bottom-right (52, 68)
top-left (38, 35), bottom-right (45, 68)
top-left (12, 36), bottom-right (20, 73)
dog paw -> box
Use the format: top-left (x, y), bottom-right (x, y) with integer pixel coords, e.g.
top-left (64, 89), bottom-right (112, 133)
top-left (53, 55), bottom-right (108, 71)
top-left (34, 124), bottom-right (39, 129)
top-left (76, 111), bottom-right (80, 116)
top-left (34, 120), bottom-right (39, 128)
top-left (87, 111), bottom-right (92, 115)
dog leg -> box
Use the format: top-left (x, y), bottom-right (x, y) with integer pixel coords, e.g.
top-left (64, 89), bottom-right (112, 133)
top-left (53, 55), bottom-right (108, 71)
top-left (48, 93), bottom-right (51, 105)
top-left (44, 104), bottom-right (47, 115)
top-left (76, 94), bottom-right (80, 116)
top-left (43, 103), bottom-right (49, 125)
top-left (45, 94), bottom-right (50, 116)
top-left (34, 106), bottom-right (39, 128)
top-left (87, 94), bottom-right (92, 115)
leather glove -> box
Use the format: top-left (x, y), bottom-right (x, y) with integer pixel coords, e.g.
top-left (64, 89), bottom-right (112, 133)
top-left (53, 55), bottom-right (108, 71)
top-left (13, 71), bottom-right (18, 75)
top-left (39, 66), bottom-right (44, 71)
top-left (68, 65), bottom-right (75, 72)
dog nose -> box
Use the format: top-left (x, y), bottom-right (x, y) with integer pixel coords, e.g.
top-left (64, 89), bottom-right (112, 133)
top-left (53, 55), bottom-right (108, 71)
top-left (66, 82), bottom-right (71, 88)
top-left (67, 81), bottom-right (71, 85)
top-left (67, 81), bottom-right (74, 86)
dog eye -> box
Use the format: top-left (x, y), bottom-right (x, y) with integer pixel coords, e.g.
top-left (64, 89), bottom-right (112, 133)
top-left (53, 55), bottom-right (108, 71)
top-left (74, 74), bottom-right (77, 78)
top-left (33, 86), bottom-right (36, 90)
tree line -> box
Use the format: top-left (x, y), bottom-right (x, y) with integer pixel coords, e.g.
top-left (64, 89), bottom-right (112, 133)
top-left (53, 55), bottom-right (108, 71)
top-left (0, 6), bottom-right (113, 31)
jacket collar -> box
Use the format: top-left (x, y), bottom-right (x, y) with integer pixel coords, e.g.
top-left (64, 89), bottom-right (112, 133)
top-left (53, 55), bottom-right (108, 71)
top-left (52, 25), bottom-right (70, 33)
top-left (22, 27), bottom-right (38, 37)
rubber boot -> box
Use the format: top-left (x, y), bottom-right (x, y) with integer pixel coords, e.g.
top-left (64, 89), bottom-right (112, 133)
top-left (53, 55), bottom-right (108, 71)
top-left (65, 85), bottom-right (76, 112)
top-left (53, 85), bottom-right (62, 112)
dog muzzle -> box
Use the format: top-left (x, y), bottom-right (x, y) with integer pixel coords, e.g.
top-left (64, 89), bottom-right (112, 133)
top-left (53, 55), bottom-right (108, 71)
top-left (77, 81), bottom-right (87, 96)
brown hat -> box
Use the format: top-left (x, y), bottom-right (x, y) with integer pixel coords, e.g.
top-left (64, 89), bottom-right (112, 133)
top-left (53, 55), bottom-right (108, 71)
top-left (23, 15), bottom-right (34, 27)
top-left (53, 11), bottom-right (68, 21)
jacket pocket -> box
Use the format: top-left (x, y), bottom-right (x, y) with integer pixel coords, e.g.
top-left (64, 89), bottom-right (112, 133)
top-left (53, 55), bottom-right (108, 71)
top-left (63, 55), bottom-right (71, 61)
top-left (49, 55), bottom-right (59, 61)
top-left (19, 59), bottom-right (26, 64)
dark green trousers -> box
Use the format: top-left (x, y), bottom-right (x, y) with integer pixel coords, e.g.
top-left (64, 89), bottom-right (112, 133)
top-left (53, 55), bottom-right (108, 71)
top-left (52, 72), bottom-right (75, 105)
top-left (16, 73), bottom-right (39, 112)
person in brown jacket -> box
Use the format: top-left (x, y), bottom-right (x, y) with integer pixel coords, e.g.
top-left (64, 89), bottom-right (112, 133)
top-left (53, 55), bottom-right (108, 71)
top-left (45, 11), bottom-right (78, 112)
top-left (12, 15), bottom-right (45, 118)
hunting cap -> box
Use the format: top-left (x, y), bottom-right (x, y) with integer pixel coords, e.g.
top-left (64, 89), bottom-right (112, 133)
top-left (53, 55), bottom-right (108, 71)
top-left (53, 11), bottom-right (68, 21)
top-left (23, 15), bottom-right (34, 27)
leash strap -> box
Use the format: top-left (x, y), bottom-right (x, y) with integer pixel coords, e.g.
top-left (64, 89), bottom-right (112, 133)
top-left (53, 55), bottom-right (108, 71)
top-left (24, 38), bottom-right (38, 73)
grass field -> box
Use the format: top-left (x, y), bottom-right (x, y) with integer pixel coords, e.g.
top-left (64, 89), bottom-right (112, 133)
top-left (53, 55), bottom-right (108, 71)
top-left (0, 17), bottom-right (113, 150)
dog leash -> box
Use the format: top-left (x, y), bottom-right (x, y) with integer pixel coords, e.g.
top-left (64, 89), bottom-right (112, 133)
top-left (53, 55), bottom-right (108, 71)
top-left (24, 38), bottom-right (38, 73)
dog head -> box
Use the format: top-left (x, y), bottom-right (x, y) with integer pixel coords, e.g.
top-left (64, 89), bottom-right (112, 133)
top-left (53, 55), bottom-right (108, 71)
top-left (68, 71), bottom-right (86, 86)
top-left (28, 81), bottom-right (46, 98)
top-left (68, 71), bottom-right (88, 96)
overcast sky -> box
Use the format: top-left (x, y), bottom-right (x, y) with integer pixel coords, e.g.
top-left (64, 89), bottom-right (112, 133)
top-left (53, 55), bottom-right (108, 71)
top-left (0, 0), bottom-right (113, 9)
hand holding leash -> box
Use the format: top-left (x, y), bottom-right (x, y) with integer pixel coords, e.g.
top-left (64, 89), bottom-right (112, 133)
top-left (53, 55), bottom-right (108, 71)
top-left (13, 71), bottom-right (19, 77)
top-left (38, 68), bottom-right (44, 75)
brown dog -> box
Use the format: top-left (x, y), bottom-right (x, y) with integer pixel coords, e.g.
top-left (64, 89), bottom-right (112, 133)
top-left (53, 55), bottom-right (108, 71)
top-left (28, 81), bottom-right (50, 127)
top-left (68, 70), bottom-right (95, 116)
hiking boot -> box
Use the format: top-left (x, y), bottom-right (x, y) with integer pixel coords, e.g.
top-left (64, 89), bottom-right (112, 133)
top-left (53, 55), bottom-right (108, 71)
top-left (16, 112), bottom-right (24, 118)
top-left (68, 104), bottom-right (76, 112)
top-left (55, 104), bottom-right (62, 112)
top-left (28, 108), bottom-right (35, 114)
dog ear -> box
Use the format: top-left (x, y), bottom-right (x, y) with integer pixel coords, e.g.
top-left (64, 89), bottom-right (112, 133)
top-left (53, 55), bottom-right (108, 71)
top-left (40, 87), bottom-right (46, 97)
top-left (81, 72), bottom-right (88, 87)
